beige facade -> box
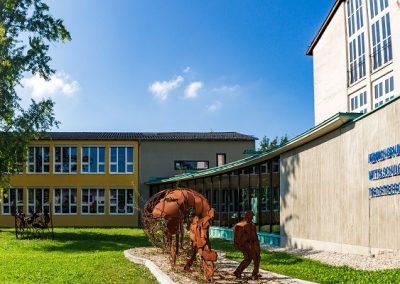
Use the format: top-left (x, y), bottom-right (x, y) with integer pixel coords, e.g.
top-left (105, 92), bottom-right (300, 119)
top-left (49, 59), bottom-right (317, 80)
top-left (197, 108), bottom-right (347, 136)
top-left (138, 140), bottom-right (255, 207)
top-left (310, 0), bottom-right (400, 125)
top-left (281, 98), bottom-right (400, 256)
top-left (313, 2), bottom-right (348, 125)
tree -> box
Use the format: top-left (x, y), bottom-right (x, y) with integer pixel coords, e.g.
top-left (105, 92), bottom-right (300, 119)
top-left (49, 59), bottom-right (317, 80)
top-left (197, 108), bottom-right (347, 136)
top-left (258, 134), bottom-right (289, 152)
top-left (0, 0), bottom-right (71, 192)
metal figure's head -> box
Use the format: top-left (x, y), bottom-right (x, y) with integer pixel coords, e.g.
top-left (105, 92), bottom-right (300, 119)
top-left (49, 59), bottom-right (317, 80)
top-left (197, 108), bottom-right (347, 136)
top-left (244, 210), bottom-right (254, 222)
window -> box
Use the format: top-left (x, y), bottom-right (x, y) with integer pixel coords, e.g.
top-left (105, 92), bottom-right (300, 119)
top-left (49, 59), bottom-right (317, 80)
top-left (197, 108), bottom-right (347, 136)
top-left (82, 146), bottom-right (105, 173)
top-left (81, 188), bottom-right (105, 214)
top-left (54, 146), bottom-right (77, 173)
top-left (174, 161), bottom-right (209, 171)
top-left (216, 153), bottom-right (226, 167)
top-left (369, 0), bottom-right (392, 70)
top-left (350, 89), bottom-right (369, 113)
top-left (27, 188), bottom-right (49, 214)
top-left (27, 146), bottom-right (50, 173)
top-left (347, 0), bottom-right (366, 84)
top-left (372, 73), bottom-right (394, 108)
top-left (110, 146), bottom-right (134, 173)
top-left (110, 188), bottom-right (134, 215)
top-left (54, 188), bottom-right (77, 214)
top-left (2, 188), bottom-right (23, 215)
top-left (272, 160), bottom-right (280, 173)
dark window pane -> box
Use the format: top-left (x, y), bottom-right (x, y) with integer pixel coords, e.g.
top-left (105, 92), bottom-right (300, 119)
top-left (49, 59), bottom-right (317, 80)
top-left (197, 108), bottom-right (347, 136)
top-left (127, 147), bottom-right (133, 163)
top-left (118, 147), bottom-right (125, 172)
top-left (111, 147), bottom-right (117, 163)
top-left (99, 147), bottom-right (105, 163)
top-left (90, 147), bottom-right (97, 173)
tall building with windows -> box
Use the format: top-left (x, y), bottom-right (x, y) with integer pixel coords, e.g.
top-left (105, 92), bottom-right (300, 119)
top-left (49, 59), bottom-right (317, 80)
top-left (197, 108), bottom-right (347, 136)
top-left (0, 132), bottom-right (255, 227)
top-left (307, 0), bottom-right (400, 124)
top-left (146, 0), bottom-right (400, 256)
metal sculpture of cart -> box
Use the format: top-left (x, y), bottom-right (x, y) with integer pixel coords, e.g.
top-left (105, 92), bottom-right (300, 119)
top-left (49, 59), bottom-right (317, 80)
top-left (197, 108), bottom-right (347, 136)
top-left (14, 206), bottom-right (54, 239)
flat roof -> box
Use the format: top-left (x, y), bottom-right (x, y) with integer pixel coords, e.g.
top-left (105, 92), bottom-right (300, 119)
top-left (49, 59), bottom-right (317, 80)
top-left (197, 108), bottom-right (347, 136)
top-left (146, 111), bottom-right (362, 185)
top-left (306, 0), bottom-right (344, 56)
top-left (40, 132), bottom-right (257, 142)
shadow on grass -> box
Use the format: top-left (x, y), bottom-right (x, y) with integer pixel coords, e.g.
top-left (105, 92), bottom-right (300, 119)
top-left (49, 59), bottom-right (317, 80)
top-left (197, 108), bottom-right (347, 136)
top-left (50, 231), bottom-right (151, 252)
top-left (3, 228), bottom-right (152, 253)
top-left (211, 238), bottom-right (304, 266)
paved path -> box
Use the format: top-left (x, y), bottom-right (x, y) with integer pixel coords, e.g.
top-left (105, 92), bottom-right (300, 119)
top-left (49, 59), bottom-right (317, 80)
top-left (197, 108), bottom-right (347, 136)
top-left (126, 248), bottom-right (314, 284)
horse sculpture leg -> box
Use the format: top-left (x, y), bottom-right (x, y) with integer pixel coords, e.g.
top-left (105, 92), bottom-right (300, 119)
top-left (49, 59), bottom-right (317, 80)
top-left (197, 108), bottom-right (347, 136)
top-left (175, 232), bottom-right (179, 262)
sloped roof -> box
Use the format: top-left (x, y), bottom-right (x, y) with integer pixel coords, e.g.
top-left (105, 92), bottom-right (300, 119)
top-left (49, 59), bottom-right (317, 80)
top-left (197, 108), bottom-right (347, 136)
top-left (41, 132), bottom-right (256, 141)
top-left (306, 0), bottom-right (344, 56)
top-left (147, 111), bottom-right (362, 185)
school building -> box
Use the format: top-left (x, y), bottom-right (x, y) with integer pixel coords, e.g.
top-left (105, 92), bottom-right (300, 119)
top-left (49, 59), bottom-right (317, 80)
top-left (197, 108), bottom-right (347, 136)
top-left (148, 0), bottom-right (400, 257)
top-left (0, 132), bottom-right (255, 227)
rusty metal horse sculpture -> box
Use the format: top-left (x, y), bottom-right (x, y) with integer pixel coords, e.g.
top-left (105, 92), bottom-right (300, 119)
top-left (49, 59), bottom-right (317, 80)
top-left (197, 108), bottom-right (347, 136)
top-left (142, 188), bottom-right (217, 282)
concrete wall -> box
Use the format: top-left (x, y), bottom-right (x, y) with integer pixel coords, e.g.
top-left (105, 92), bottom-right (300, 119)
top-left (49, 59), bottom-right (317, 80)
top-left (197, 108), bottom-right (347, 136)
top-left (138, 140), bottom-right (255, 206)
top-left (313, 2), bottom-right (348, 125)
top-left (281, 99), bottom-right (400, 257)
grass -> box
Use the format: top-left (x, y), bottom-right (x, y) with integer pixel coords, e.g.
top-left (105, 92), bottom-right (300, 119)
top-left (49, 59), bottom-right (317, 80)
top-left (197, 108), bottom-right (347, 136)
top-left (211, 238), bottom-right (400, 284)
top-left (0, 228), bottom-right (157, 284)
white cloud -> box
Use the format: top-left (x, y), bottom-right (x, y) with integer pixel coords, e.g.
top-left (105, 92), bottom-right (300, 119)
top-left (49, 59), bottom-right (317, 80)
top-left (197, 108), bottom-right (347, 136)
top-left (184, 81), bottom-right (203, 99)
top-left (149, 75), bottom-right (184, 101)
top-left (22, 71), bottom-right (79, 99)
top-left (212, 84), bottom-right (240, 93)
top-left (183, 66), bottom-right (191, 73)
top-left (207, 101), bottom-right (222, 112)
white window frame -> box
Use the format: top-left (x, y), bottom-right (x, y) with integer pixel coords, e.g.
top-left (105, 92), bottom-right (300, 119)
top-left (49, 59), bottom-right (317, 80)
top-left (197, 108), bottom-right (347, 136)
top-left (54, 145), bottom-right (77, 174)
top-left (27, 146), bottom-right (50, 174)
top-left (81, 146), bottom-right (106, 174)
top-left (81, 188), bottom-right (105, 215)
top-left (27, 188), bottom-right (50, 214)
top-left (346, 0), bottom-right (366, 85)
top-left (1, 188), bottom-right (23, 215)
top-left (109, 146), bottom-right (134, 174)
top-left (349, 88), bottom-right (369, 113)
top-left (372, 72), bottom-right (395, 109)
top-left (369, 0), bottom-right (392, 71)
top-left (109, 188), bottom-right (134, 215)
top-left (53, 188), bottom-right (77, 215)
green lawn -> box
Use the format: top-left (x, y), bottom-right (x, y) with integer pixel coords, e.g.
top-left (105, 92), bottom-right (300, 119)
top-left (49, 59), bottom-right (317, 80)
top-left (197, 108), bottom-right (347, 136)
top-left (212, 238), bottom-right (400, 284)
top-left (0, 228), bottom-right (157, 284)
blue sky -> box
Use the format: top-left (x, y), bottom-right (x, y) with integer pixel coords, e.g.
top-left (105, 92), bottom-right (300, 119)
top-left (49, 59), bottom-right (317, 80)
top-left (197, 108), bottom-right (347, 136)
top-left (19, 0), bottom-right (336, 146)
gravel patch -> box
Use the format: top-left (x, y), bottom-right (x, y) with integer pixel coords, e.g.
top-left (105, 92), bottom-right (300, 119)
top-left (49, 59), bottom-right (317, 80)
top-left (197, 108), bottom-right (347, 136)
top-left (261, 245), bottom-right (400, 271)
top-left (127, 247), bottom-right (310, 283)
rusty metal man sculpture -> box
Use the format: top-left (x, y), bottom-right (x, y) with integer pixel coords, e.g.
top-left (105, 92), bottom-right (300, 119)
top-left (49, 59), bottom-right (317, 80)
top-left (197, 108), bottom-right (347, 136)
top-left (142, 188), bottom-right (217, 282)
top-left (233, 210), bottom-right (260, 279)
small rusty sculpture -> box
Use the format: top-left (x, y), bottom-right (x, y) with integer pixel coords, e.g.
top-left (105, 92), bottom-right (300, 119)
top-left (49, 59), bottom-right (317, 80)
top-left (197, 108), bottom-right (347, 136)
top-left (184, 208), bottom-right (217, 282)
top-left (233, 210), bottom-right (260, 279)
top-left (14, 209), bottom-right (54, 239)
top-left (142, 188), bottom-right (217, 282)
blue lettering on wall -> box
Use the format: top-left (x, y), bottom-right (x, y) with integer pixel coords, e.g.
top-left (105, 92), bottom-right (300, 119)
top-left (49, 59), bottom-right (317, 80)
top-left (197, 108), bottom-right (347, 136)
top-left (368, 144), bottom-right (400, 164)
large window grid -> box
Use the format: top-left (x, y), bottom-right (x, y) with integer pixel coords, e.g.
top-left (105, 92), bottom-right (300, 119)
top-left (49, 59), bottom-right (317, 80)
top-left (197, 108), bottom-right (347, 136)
top-left (27, 146), bottom-right (50, 173)
top-left (54, 146), bottom-right (77, 173)
top-left (369, 0), bottom-right (392, 71)
top-left (110, 146), bottom-right (134, 174)
top-left (350, 89), bottom-right (369, 113)
top-left (347, 0), bottom-right (366, 85)
top-left (27, 188), bottom-right (50, 214)
top-left (81, 188), bottom-right (105, 214)
top-left (372, 73), bottom-right (394, 108)
top-left (109, 188), bottom-right (134, 215)
top-left (54, 188), bottom-right (77, 214)
top-left (2, 188), bottom-right (23, 215)
top-left (82, 146), bottom-right (105, 173)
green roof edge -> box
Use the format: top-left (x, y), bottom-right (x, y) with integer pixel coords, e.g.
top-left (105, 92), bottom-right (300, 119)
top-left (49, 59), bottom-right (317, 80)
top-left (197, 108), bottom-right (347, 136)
top-left (146, 111), bottom-right (363, 185)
